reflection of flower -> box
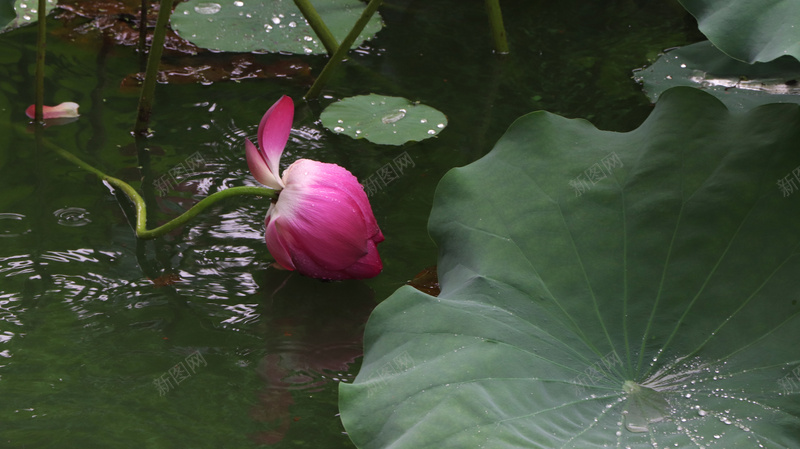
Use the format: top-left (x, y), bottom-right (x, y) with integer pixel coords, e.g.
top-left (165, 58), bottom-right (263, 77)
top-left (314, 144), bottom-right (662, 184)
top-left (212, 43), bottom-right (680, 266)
top-left (249, 273), bottom-right (376, 445)
top-left (246, 96), bottom-right (384, 280)
top-left (25, 102), bottom-right (80, 119)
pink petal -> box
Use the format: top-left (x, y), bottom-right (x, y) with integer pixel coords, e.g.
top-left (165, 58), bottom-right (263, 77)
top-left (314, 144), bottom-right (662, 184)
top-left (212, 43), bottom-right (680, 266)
top-left (25, 102), bottom-right (80, 120)
top-left (256, 95), bottom-right (294, 183)
top-left (265, 204), bottom-right (296, 271)
top-left (263, 159), bottom-right (383, 280)
top-left (246, 139), bottom-right (283, 189)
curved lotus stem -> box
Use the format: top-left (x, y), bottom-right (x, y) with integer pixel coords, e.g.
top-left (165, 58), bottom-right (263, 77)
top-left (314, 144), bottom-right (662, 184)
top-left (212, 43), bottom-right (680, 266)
top-left (36, 135), bottom-right (278, 240)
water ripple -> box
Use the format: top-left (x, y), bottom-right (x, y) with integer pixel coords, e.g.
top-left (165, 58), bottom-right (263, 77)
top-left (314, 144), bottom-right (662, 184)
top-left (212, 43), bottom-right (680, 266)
top-left (0, 213), bottom-right (30, 238)
top-left (53, 207), bottom-right (91, 227)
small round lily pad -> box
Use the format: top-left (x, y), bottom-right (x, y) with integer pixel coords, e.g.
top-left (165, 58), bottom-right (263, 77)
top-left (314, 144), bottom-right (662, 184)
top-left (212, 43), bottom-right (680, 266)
top-left (171, 0), bottom-right (383, 54)
top-left (320, 95), bottom-right (448, 145)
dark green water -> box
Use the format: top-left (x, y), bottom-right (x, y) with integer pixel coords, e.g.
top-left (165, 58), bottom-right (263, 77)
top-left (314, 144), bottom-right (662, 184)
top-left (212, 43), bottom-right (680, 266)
top-left (0, 1), bottom-right (700, 447)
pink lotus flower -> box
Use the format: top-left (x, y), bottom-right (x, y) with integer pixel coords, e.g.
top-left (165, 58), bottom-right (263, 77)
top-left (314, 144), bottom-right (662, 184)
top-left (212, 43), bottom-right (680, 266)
top-left (246, 96), bottom-right (384, 280)
top-left (25, 102), bottom-right (80, 119)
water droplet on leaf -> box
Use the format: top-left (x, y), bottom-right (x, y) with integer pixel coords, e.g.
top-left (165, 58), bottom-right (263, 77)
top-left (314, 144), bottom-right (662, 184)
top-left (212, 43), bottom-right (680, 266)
top-left (381, 109), bottom-right (406, 124)
top-left (194, 2), bottom-right (221, 14)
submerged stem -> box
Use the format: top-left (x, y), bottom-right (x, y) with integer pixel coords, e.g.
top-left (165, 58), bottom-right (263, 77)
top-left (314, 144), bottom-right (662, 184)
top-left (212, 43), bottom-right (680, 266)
top-left (39, 138), bottom-right (278, 239)
top-left (485, 0), bottom-right (509, 54)
top-left (304, 0), bottom-right (382, 100)
top-left (138, 0), bottom-right (148, 71)
top-left (134, 0), bottom-right (173, 135)
top-left (34, 0), bottom-right (47, 122)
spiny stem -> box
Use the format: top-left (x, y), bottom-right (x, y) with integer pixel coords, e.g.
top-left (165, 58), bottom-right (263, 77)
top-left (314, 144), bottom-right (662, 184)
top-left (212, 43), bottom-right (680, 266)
top-left (39, 138), bottom-right (278, 239)
top-left (485, 0), bottom-right (509, 54)
top-left (293, 0), bottom-right (339, 55)
top-left (304, 0), bottom-right (382, 100)
top-left (34, 0), bottom-right (47, 122)
top-left (134, 0), bottom-right (173, 135)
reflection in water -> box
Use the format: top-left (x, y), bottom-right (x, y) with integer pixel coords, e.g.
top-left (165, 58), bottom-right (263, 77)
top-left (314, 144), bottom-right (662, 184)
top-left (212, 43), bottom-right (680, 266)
top-left (249, 272), bottom-right (376, 445)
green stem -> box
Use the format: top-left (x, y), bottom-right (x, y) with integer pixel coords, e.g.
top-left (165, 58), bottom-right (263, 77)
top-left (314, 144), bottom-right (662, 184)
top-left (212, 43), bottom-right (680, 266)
top-left (304, 0), bottom-right (382, 100)
top-left (39, 138), bottom-right (278, 239)
top-left (485, 0), bottom-right (509, 54)
top-left (293, 0), bottom-right (339, 55)
top-left (138, 0), bottom-right (148, 71)
top-left (134, 0), bottom-right (173, 135)
top-left (34, 0), bottom-right (47, 122)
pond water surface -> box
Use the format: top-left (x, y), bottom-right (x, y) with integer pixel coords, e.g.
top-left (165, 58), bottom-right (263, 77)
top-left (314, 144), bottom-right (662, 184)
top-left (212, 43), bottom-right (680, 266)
top-left (0, 1), bottom-right (700, 447)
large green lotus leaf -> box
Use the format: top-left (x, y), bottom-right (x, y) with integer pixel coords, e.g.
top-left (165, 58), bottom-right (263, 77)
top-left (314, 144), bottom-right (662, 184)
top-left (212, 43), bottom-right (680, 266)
top-left (339, 87), bottom-right (800, 448)
top-left (1, 0), bottom-right (57, 32)
top-left (679, 0), bottom-right (800, 63)
top-left (171, 0), bottom-right (382, 54)
top-left (635, 41), bottom-right (800, 112)
top-left (320, 95), bottom-right (447, 145)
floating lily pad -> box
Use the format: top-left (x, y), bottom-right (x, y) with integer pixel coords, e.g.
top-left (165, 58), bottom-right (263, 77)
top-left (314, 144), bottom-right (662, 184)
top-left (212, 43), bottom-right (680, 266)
top-left (1, 0), bottom-right (58, 32)
top-left (320, 95), bottom-right (447, 145)
top-left (679, 0), bottom-right (800, 63)
top-left (171, 0), bottom-right (382, 54)
top-left (339, 87), bottom-right (800, 448)
top-left (635, 41), bottom-right (800, 112)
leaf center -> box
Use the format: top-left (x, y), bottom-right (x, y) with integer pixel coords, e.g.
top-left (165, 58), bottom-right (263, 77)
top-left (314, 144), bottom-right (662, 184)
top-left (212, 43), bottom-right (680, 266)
top-left (622, 380), bottom-right (670, 433)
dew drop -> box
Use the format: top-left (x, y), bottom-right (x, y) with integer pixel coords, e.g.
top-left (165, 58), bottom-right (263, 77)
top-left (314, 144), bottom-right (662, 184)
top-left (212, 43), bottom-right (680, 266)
top-left (427, 129), bottom-right (436, 135)
top-left (333, 126), bottom-right (344, 133)
top-left (193, 2), bottom-right (221, 14)
top-left (288, 21), bottom-right (297, 28)
top-left (272, 16), bottom-right (281, 24)
top-left (420, 118), bottom-right (427, 123)
top-left (437, 123), bottom-right (445, 128)
top-left (234, 0), bottom-right (244, 5)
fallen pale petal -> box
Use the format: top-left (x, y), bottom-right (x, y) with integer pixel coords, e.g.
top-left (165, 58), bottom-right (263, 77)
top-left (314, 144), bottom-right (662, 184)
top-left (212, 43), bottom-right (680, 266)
top-left (25, 102), bottom-right (80, 120)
